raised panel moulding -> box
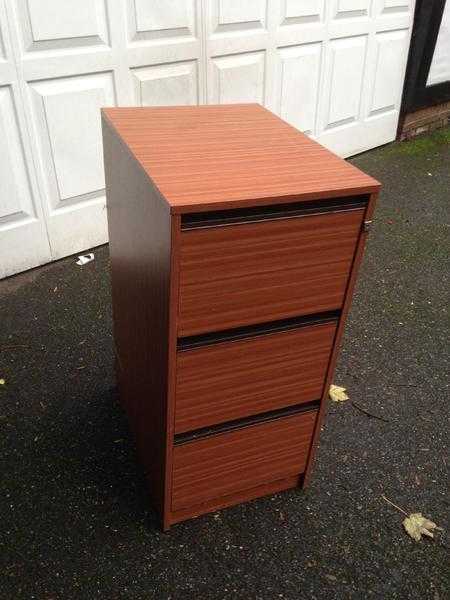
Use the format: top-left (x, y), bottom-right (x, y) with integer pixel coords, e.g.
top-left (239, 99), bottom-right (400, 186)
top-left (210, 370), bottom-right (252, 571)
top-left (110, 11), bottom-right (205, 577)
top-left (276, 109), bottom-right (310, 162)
top-left (335, 0), bottom-right (370, 19)
top-left (23, 0), bottom-right (109, 51)
top-left (0, 86), bottom-right (36, 222)
top-left (370, 29), bottom-right (408, 116)
top-left (211, 52), bottom-right (265, 104)
top-left (212, 0), bottom-right (267, 33)
top-left (326, 36), bottom-right (367, 129)
top-left (132, 61), bottom-right (198, 107)
top-left (130, 0), bottom-right (195, 41)
top-left (281, 0), bottom-right (324, 25)
top-left (30, 72), bottom-right (115, 206)
top-left (277, 43), bottom-right (321, 135)
top-left (380, 0), bottom-right (410, 15)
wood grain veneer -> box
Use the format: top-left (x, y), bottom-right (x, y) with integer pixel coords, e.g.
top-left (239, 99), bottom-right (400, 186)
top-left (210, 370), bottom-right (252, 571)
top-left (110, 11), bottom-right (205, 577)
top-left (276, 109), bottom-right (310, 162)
top-left (172, 410), bottom-right (317, 511)
top-left (102, 118), bottom-right (173, 514)
top-left (102, 105), bottom-right (381, 529)
top-left (175, 321), bottom-right (336, 433)
top-left (169, 475), bottom-right (302, 526)
top-left (178, 209), bottom-right (364, 336)
top-left (303, 193), bottom-right (379, 487)
top-left (102, 105), bottom-right (379, 213)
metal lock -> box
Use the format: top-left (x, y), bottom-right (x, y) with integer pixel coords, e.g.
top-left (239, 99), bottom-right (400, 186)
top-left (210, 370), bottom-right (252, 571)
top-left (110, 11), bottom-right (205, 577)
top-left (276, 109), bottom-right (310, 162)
top-left (363, 220), bottom-right (373, 233)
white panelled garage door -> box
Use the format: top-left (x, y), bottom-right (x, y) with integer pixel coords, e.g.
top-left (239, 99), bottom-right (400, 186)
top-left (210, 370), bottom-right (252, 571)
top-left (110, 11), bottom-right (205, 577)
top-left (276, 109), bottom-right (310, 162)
top-left (0, 0), bottom-right (414, 278)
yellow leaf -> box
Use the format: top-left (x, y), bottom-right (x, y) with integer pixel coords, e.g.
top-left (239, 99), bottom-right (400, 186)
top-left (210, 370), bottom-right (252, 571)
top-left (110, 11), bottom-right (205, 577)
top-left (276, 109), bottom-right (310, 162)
top-left (0, 379), bottom-right (5, 385)
top-left (329, 384), bottom-right (349, 402)
top-left (403, 513), bottom-right (442, 542)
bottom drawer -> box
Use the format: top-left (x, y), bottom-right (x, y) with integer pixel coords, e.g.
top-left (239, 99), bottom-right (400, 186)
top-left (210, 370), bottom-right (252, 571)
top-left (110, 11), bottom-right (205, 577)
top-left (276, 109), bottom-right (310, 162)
top-left (171, 409), bottom-right (317, 511)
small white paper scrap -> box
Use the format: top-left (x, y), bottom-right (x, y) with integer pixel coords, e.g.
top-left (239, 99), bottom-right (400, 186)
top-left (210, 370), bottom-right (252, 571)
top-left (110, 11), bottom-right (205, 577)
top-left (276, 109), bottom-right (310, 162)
top-left (76, 253), bottom-right (94, 266)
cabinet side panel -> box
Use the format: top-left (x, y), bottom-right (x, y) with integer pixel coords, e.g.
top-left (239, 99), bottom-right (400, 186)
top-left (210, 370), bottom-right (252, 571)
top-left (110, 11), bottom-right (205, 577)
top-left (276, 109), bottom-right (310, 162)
top-left (303, 192), bottom-right (379, 485)
top-left (102, 117), bottom-right (171, 516)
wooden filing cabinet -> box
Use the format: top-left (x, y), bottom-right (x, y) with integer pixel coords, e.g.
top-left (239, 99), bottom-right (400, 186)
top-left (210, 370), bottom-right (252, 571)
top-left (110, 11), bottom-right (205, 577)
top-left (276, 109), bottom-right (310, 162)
top-left (101, 104), bottom-right (380, 530)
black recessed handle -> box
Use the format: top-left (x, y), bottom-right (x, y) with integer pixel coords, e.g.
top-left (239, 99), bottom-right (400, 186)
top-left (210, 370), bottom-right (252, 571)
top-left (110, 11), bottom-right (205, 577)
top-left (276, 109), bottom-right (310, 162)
top-left (177, 310), bottom-right (340, 351)
top-left (181, 195), bottom-right (369, 230)
top-left (174, 400), bottom-right (320, 446)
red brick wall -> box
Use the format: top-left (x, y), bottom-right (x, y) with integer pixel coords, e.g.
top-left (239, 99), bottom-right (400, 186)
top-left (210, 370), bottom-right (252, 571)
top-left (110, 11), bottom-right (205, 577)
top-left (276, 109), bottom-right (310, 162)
top-left (399, 101), bottom-right (450, 140)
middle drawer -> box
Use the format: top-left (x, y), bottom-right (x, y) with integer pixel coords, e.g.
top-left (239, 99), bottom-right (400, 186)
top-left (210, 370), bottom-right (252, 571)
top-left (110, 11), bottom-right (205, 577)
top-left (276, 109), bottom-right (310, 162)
top-left (174, 318), bottom-right (337, 434)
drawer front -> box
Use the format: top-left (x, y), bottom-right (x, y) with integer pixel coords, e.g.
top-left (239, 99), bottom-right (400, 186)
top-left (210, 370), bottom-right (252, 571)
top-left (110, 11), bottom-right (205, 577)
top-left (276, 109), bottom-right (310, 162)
top-left (175, 321), bottom-right (336, 434)
top-left (172, 410), bottom-right (317, 511)
top-left (178, 209), bottom-right (363, 336)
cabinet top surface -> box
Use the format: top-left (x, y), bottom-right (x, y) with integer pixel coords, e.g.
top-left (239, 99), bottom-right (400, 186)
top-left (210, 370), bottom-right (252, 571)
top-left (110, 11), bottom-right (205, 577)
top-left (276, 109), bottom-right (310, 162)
top-left (102, 104), bottom-right (380, 213)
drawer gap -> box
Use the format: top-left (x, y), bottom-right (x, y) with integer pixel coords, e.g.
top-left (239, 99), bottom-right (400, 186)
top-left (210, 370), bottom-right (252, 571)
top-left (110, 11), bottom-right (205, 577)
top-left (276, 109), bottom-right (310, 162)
top-left (174, 400), bottom-right (320, 445)
top-left (177, 310), bottom-right (340, 351)
top-left (181, 195), bottom-right (369, 229)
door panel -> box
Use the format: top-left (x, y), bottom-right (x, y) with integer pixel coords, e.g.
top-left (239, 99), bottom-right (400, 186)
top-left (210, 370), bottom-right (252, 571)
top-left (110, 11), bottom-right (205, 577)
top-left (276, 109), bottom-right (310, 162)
top-left (325, 36), bottom-right (367, 129)
top-left (28, 72), bottom-right (115, 259)
top-left (275, 42), bottom-right (322, 135)
top-left (132, 61), bottom-right (198, 107)
top-left (209, 52), bottom-right (266, 104)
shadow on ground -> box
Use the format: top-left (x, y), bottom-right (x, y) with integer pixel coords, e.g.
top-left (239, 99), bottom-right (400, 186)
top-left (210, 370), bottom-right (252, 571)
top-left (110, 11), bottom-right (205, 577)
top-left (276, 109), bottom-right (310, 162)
top-left (1, 128), bottom-right (449, 599)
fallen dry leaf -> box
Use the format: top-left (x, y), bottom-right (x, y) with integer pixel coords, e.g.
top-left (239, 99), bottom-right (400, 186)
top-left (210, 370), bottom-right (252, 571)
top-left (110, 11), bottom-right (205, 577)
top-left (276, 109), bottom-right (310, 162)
top-left (403, 513), bottom-right (442, 542)
top-left (382, 496), bottom-right (443, 543)
top-left (329, 384), bottom-right (349, 402)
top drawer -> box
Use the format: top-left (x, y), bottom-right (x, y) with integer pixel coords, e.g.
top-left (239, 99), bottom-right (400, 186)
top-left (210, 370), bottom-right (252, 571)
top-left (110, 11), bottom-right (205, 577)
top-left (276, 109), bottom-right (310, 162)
top-left (178, 201), bottom-right (365, 336)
